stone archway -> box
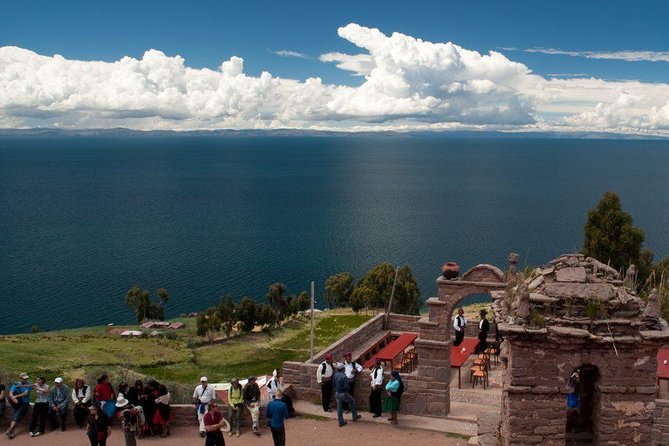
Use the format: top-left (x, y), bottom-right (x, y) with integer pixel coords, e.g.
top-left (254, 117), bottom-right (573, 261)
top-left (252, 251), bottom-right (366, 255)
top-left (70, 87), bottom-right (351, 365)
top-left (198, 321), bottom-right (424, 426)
top-left (411, 261), bottom-right (510, 416)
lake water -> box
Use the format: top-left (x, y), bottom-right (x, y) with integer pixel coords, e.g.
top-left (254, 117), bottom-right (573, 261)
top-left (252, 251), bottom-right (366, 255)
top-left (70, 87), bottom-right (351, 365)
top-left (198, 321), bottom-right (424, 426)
top-left (1, 135), bottom-right (668, 334)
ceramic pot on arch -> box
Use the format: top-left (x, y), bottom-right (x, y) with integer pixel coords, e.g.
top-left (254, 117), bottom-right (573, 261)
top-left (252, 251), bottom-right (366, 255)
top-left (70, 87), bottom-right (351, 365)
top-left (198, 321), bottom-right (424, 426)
top-left (442, 262), bottom-right (460, 280)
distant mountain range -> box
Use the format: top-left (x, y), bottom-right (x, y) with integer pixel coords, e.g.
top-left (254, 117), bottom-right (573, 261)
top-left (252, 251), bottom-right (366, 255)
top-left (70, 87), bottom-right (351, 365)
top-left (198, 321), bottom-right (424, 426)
top-left (0, 127), bottom-right (667, 140)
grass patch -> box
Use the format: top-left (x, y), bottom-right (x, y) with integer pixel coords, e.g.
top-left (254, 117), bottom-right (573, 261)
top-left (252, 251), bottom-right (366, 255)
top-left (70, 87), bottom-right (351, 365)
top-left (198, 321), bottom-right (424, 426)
top-left (0, 310), bottom-right (371, 394)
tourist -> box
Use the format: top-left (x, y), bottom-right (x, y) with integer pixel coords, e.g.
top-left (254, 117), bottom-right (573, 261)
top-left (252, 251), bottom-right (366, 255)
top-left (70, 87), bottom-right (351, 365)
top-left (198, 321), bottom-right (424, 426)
top-left (243, 376), bottom-right (262, 436)
top-left (333, 362), bottom-right (360, 427)
top-left (127, 380), bottom-right (145, 408)
top-left (453, 307), bottom-right (466, 347)
top-left (316, 353), bottom-right (334, 412)
top-left (227, 378), bottom-right (243, 437)
top-left (72, 378), bottom-right (92, 428)
top-left (48, 376), bottom-right (70, 431)
top-left (369, 357), bottom-right (384, 418)
top-left (383, 371), bottom-right (404, 425)
top-left (203, 400), bottom-right (228, 446)
top-left (28, 375), bottom-right (49, 437)
top-left (142, 380), bottom-right (159, 435)
top-left (477, 309), bottom-right (490, 353)
top-left (153, 384), bottom-right (171, 437)
top-left (6, 372), bottom-right (31, 439)
top-left (94, 374), bottom-right (116, 419)
top-left (116, 395), bottom-right (139, 446)
top-left (87, 402), bottom-right (111, 446)
top-left (267, 368), bottom-right (280, 400)
top-left (342, 351), bottom-right (362, 411)
top-left (265, 388), bottom-right (289, 446)
top-left (0, 376), bottom-right (6, 421)
top-left (193, 376), bottom-right (215, 438)
top-left (118, 382), bottom-right (129, 400)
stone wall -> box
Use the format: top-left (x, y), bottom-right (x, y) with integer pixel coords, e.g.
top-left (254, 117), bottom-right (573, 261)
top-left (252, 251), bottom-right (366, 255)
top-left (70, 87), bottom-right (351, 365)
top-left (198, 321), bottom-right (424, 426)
top-left (499, 338), bottom-right (659, 445)
top-left (653, 399), bottom-right (669, 446)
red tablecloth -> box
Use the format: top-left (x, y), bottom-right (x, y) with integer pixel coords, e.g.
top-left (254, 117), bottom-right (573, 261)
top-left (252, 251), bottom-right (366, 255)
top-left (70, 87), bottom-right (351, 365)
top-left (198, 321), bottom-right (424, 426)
top-left (451, 338), bottom-right (479, 367)
top-left (364, 333), bottom-right (418, 368)
top-left (658, 348), bottom-right (669, 380)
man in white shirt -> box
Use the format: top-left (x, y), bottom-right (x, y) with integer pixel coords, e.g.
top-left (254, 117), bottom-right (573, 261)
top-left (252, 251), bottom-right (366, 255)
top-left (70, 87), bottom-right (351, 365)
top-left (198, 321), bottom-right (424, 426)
top-left (342, 352), bottom-right (362, 411)
top-left (192, 377), bottom-right (215, 437)
top-left (453, 308), bottom-right (466, 347)
top-left (316, 353), bottom-right (334, 412)
top-left (368, 358), bottom-right (384, 418)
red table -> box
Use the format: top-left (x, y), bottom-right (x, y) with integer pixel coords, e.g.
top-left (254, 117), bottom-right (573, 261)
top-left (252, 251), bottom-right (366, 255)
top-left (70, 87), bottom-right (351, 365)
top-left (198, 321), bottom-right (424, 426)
top-left (451, 338), bottom-right (479, 389)
top-left (364, 333), bottom-right (418, 369)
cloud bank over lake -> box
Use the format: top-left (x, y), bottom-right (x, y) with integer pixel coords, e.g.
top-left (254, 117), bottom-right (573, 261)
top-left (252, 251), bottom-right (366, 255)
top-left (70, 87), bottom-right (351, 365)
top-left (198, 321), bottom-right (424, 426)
top-left (2, 24), bottom-right (669, 136)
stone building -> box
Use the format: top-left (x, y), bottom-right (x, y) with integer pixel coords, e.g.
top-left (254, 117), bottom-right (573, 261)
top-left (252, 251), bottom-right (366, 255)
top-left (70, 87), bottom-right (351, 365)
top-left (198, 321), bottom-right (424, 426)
top-left (282, 253), bottom-right (669, 445)
top-left (493, 253), bottom-right (669, 445)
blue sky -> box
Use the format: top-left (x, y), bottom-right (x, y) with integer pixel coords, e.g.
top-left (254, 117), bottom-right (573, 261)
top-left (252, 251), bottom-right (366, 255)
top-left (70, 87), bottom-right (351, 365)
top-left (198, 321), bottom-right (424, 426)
top-left (1, 0), bottom-right (669, 134)
top-left (3, 0), bottom-right (668, 83)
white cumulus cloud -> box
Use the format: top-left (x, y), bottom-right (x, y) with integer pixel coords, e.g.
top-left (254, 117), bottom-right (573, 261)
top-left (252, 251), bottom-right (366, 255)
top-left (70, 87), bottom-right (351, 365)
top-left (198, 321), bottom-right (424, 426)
top-left (1, 24), bottom-right (669, 135)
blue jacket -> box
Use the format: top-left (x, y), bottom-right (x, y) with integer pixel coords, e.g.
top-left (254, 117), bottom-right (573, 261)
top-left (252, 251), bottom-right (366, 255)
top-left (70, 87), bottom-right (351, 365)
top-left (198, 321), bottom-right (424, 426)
top-left (333, 371), bottom-right (349, 394)
top-left (265, 399), bottom-right (289, 429)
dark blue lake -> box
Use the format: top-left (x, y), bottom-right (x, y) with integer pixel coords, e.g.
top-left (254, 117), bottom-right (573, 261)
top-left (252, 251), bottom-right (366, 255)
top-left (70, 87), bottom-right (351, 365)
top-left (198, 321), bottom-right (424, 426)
top-left (1, 135), bottom-right (668, 334)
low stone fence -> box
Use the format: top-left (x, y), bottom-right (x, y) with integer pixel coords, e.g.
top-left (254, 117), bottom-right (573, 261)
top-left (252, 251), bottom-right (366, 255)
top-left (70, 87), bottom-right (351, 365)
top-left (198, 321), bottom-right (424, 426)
top-left (653, 399), bottom-right (669, 446)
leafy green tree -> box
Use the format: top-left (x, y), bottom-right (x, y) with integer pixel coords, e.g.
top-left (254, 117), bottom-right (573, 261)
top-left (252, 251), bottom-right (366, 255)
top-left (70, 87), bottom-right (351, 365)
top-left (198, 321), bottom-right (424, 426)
top-left (349, 286), bottom-right (373, 313)
top-left (583, 192), bottom-right (653, 281)
top-left (324, 272), bottom-right (354, 308)
top-left (237, 296), bottom-right (259, 333)
top-left (216, 294), bottom-right (237, 338)
top-left (297, 291), bottom-right (310, 314)
top-left (392, 266), bottom-right (421, 315)
top-left (196, 313), bottom-right (210, 337)
top-left (256, 304), bottom-right (277, 331)
top-left (358, 263), bottom-right (396, 310)
top-left (266, 283), bottom-right (288, 321)
top-left (125, 286), bottom-right (170, 323)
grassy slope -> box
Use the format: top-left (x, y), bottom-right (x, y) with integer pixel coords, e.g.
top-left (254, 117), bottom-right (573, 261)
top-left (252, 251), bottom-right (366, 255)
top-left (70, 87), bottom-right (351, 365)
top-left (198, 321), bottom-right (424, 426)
top-left (0, 311), bottom-right (371, 386)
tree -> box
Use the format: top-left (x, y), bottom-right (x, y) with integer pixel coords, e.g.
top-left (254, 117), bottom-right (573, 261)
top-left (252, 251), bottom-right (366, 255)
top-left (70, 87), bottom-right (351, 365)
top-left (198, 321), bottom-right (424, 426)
top-left (583, 192), bottom-right (653, 281)
top-left (349, 286), bottom-right (373, 313)
top-left (324, 272), bottom-right (354, 308)
top-left (125, 286), bottom-right (170, 323)
top-left (237, 297), bottom-right (259, 333)
top-left (196, 313), bottom-right (210, 337)
top-left (392, 266), bottom-right (421, 315)
top-left (216, 294), bottom-right (237, 338)
top-left (297, 291), bottom-right (310, 314)
top-left (357, 263), bottom-right (397, 310)
top-left (256, 304), bottom-right (277, 332)
top-left (266, 283), bottom-right (288, 322)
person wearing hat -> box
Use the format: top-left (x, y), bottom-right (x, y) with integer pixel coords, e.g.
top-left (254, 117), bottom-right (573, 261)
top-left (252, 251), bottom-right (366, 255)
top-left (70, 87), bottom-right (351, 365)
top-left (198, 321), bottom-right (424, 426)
top-left (116, 394), bottom-right (139, 446)
top-left (87, 402), bottom-right (112, 446)
top-left (6, 373), bottom-right (31, 438)
top-left (193, 377), bottom-right (215, 437)
top-left (28, 375), bottom-right (49, 437)
top-left (477, 309), bottom-right (490, 354)
top-left (316, 353), bottom-right (334, 412)
top-left (342, 352), bottom-right (362, 412)
top-left (48, 377), bottom-right (70, 432)
top-left (227, 378), bottom-right (243, 437)
top-left (333, 362), bottom-right (360, 427)
top-left (369, 358), bottom-right (384, 418)
top-left (243, 376), bottom-right (261, 436)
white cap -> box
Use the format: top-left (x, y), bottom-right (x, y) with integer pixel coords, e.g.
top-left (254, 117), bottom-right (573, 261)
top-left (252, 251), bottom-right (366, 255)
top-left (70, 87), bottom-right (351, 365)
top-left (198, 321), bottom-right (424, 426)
top-left (54, 377), bottom-right (64, 383)
top-left (200, 376), bottom-right (208, 382)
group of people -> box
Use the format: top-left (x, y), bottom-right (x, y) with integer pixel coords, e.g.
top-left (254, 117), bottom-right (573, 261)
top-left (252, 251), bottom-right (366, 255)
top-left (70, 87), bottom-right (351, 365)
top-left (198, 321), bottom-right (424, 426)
top-left (453, 307), bottom-right (492, 353)
top-left (194, 370), bottom-right (294, 446)
top-left (316, 351), bottom-right (405, 428)
top-left (0, 372), bottom-right (171, 445)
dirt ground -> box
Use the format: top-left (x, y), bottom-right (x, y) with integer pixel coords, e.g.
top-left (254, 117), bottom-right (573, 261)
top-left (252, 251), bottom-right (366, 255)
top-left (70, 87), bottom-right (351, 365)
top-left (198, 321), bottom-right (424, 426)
top-left (6, 418), bottom-right (470, 446)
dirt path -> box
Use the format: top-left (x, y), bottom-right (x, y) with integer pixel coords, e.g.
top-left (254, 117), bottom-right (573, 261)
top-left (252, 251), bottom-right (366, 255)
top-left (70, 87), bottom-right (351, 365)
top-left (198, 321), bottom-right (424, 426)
top-left (7, 418), bottom-right (470, 446)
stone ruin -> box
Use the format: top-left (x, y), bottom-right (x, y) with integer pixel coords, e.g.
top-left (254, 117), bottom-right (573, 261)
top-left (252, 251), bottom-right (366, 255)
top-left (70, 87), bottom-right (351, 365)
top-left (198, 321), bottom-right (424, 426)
top-left (282, 252), bottom-right (669, 445)
top-left (492, 253), bottom-right (669, 445)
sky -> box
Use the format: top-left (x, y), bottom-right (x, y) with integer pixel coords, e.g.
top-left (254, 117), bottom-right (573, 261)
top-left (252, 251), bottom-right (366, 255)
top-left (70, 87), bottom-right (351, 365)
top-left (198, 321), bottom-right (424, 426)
top-left (1, 0), bottom-right (669, 135)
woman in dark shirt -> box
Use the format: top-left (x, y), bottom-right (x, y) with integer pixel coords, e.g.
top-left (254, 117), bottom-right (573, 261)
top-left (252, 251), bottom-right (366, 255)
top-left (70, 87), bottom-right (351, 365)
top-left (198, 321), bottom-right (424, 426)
top-left (87, 403), bottom-right (111, 446)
